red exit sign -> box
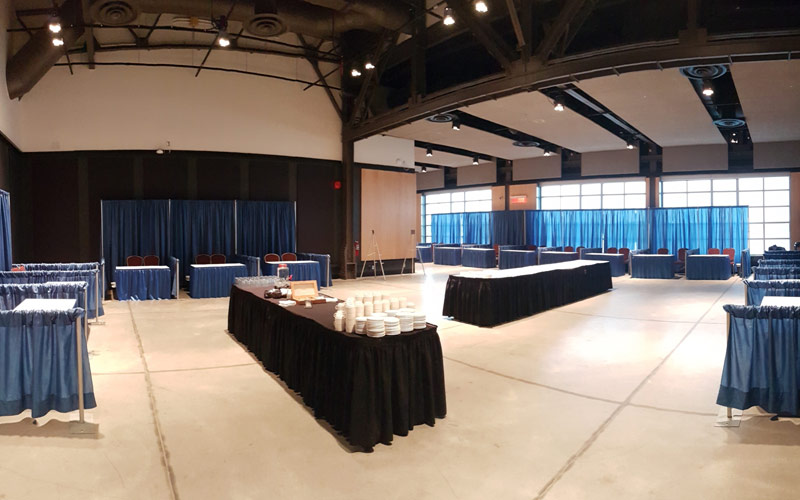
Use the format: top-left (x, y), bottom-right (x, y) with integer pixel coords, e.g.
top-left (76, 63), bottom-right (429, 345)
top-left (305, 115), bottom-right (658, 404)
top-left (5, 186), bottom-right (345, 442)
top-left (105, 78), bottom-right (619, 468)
top-left (510, 195), bottom-right (528, 204)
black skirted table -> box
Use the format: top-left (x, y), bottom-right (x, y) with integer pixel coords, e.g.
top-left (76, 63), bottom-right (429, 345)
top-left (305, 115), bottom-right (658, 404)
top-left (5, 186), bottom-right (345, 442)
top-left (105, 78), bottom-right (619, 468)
top-left (227, 286), bottom-right (447, 450)
top-left (442, 260), bottom-right (613, 327)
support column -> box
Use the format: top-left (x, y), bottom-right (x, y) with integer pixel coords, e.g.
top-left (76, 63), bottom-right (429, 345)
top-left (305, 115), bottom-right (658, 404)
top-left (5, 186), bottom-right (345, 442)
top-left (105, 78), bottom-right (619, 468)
top-left (341, 140), bottom-right (357, 279)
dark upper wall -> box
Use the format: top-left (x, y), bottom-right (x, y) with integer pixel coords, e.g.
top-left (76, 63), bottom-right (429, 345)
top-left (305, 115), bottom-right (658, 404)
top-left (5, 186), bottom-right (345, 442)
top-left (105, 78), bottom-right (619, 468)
top-left (0, 133), bottom-right (13, 192)
top-left (9, 149), bottom-right (343, 273)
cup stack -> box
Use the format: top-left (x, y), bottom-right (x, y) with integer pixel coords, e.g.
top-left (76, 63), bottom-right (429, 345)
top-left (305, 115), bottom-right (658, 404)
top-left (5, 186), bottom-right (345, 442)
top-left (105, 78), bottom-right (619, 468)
top-left (413, 312), bottom-right (426, 329)
top-left (384, 317), bottom-right (400, 335)
top-left (355, 301), bottom-right (364, 318)
top-left (333, 311), bottom-right (344, 331)
top-left (355, 316), bottom-right (367, 335)
top-left (399, 297), bottom-right (407, 309)
top-left (345, 303), bottom-right (356, 333)
top-left (390, 297), bottom-right (399, 310)
top-left (382, 299), bottom-right (390, 312)
top-left (407, 302), bottom-right (415, 309)
top-left (366, 316), bottom-right (385, 338)
top-left (374, 299), bottom-right (383, 313)
top-left (364, 301), bottom-right (374, 316)
top-left (355, 292), bottom-right (364, 303)
top-left (373, 292), bottom-right (382, 303)
top-left (398, 312), bottom-right (414, 333)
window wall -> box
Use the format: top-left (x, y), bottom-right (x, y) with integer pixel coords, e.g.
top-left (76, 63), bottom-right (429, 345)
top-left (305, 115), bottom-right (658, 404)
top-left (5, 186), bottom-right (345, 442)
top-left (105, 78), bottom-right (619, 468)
top-left (538, 179), bottom-right (647, 210)
top-left (660, 174), bottom-right (790, 254)
top-left (421, 189), bottom-right (492, 243)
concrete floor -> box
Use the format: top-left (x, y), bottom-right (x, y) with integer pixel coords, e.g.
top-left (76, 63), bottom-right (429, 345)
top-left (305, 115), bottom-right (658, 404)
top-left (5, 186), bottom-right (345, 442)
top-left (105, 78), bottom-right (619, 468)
top-left (1, 265), bottom-right (798, 500)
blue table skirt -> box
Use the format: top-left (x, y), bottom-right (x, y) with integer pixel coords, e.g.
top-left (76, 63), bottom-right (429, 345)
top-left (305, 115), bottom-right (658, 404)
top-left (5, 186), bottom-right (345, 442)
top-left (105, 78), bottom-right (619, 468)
top-left (434, 247), bottom-right (462, 266)
top-left (115, 267), bottom-right (171, 300)
top-left (578, 248), bottom-right (603, 259)
top-left (189, 264), bottom-right (248, 298)
top-left (499, 250), bottom-right (537, 270)
top-left (744, 279), bottom-right (800, 305)
top-left (296, 253), bottom-right (332, 287)
top-left (583, 253), bottom-right (626, 277)
top-left (265, 261), bottom-right (322, 288)
top-left (540, 251), bottom-right (578, 265)
top-left (686, 255), bottom-right (731, 280)
top-left (631, 255), bottom-right (675, 279)
top-left (416, 245), bottom-right (433, 263)
top-left (462, 248), bottom-right (495, 268)
top-left (498, 245), bottom-right (528, 251)
top-left (754, 267), bottom-right (800, 280)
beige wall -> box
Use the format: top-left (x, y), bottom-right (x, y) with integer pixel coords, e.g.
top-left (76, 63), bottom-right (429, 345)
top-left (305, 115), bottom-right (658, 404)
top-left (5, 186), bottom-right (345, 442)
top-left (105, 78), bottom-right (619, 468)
top-left (508, 183), bottom-right (537, 210)
top-left (491, 186), bottom-right (505, 211)
top-left (361, 169), bottom-right (417, 260)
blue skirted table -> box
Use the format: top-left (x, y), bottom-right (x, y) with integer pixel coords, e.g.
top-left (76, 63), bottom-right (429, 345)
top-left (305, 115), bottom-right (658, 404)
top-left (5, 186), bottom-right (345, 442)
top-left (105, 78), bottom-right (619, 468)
top-left (296, 253), bottom-right (332, 287)
top-left (744, 279), bottom-right (800, 305)
top-left (499, 250), bottom-right (537, 270)
top-left (462, 248), bottom-right (495, 268)
top-left (539, 251), bottom-right (578, 265)
top-left (578, 248), bottom-right (602, 259)
top-left (583, 253), bottom-right (626, 277)
top-left (434, 247), bottom-right (462, 266)
top-left (686, 255), bottom-right (731, 280)
top-left (631, 254), bottom-right (675, 279)
top-left (115, 265), bottom-right (172, 300)
top-left (416, 245), bottom-right (433, 263)
top-left (189, 263), bottom-right (248, 298)
top-left (753, 266), bottom-right (800, 280)
top-left (265, 260), bottom-right (322, 288)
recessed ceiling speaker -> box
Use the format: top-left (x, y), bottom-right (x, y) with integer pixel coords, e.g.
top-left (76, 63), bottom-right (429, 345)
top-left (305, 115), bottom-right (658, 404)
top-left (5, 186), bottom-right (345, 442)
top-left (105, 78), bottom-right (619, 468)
top-left (89, 0), bottom-right (139, 26)
top-left (246, 14), bottom-right (286, 37)
top-left (425, 113), bottom-right (457, 123)
top-left (512, 140), bottom-right (540, 147)
top-left (713, 118), bottom-right (746, 128)
top-left (679, 64), bottom-right (728, 80)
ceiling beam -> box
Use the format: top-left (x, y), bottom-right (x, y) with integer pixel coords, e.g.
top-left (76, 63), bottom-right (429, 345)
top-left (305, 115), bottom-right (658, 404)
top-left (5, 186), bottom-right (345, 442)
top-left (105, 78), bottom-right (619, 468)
top-left (297, 34), bottom-right (343, 120)
top-left (554, 0), bottom-right (597, 58)
top-left (80, 0), bottom-right (95, 68)
top-left (535, 0), bottom-right (590, 62)
top-left (344, 34), bottom-right (800, 142)
top-left (505, 0), bottom-right (526, 49)
top-left (447, 0), bottom-right (516, 71)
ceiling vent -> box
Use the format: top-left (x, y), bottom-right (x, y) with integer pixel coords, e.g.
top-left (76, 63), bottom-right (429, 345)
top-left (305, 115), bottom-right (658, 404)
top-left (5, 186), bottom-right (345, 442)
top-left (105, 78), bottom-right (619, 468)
top-left (425, 113), bottom-right (457, 123)
top-left (89, 0), bottom-right (139, 26)
top-left (246, 13), bottom-right (286, 36)
top-left (713, 118), bottom-right (746, 128)
top-left (512, 140), bottom-right (540, 147)
top-left (679, 64), bottom-right (728, 80)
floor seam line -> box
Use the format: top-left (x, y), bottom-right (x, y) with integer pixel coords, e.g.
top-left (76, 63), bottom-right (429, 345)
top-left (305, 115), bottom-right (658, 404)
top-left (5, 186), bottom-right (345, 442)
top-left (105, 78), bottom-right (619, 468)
top-left (532, 278), bottom-right (738, 500)
top-left (555, 309), bottom-right (698, 324)
top-left (127, 302), bottom-right (180, 500)
top-left (149, 363), bottom-right (258, 374)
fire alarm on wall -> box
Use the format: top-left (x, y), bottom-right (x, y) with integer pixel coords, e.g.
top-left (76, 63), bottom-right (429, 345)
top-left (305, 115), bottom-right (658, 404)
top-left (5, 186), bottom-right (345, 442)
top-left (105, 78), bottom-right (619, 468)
top-left (333, 181), bottom-right (342, 189)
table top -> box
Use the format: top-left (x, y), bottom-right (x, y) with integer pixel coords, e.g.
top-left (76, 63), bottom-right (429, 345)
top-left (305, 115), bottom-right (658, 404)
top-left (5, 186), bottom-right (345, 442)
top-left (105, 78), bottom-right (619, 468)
top-left (190, 263), bottom-right (247, 268)
top-left (462, 248), bottom-right (494, 252)
top-left (266, 260), bottom-right (318, 265)
top-left (634, 254), bottom-right (674, 258)
top-left (500, 249), bottom-right (536, 254)
top-left (688, 254), bottom-right (729, 259)
top-left (456, 259), bottom-right (605, 280)
top-left (43, 281), bottom-right (87, 286)
top-left (14, 298), bottom-right (77, 311)
top-left (585, 253), bottom-right (623, 257)
top-left (116, 265), bottom-right (170, 270)
top-left (541, 251), bottom-right (578, 255)
top-left (760, 296), bottom-right (800, 306)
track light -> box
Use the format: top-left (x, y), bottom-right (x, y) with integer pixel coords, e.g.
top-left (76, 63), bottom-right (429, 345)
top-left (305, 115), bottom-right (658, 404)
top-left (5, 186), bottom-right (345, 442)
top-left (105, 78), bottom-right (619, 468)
top-left (553, 99), bottom-right (564, 112)
top-left (443, 7), bottom-right (455, 26)
top-left (426, 147), bottom-right (433, 157)
top-left (52, 37), bottom-right (64, 47)
top-left (472, 156), bottom-right (479, 165)
top-left (474, 1), bottom-right (488, 13)
top-left (48, 15), bottom-right (62, 34)
top-left (364, 61), bottom-right (375, 70)
top-left (702, 80), bottom-right (714, 96)
top-left (422, 166), bottom-right (428, 172)
top-left (543, 150), bottom-right (552, 157)
top-left (626, 140), bottom-right (636, 150)
top-left (452, 119), bottom-right (461, 131)
top-left (216, 16), bottom-right (230, 47)
top-left (351, 68), bottom-right (362, 77)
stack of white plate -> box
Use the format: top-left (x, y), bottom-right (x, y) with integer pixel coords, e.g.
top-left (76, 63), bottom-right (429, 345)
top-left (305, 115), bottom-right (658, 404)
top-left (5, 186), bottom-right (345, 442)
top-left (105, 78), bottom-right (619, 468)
top-left (398, 313), bottom-right (414, 333)
top-left (384, 317), bottom-right (400, 335)
top-left (366, 316), bottom-right (385, 338)
top-left (372, 312), bottom-right (387, 318)
top-left (355, 316), bottom-right (367, 335)
top-left (413, 312), bottom-right (426, 329)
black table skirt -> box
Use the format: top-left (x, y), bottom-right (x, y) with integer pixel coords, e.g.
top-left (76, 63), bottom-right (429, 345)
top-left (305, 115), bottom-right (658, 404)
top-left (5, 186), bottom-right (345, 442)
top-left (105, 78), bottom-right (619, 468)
top-left (227, 286), bottom-right (447, 450)
top-left (442, 262), bottom-right (613, 327)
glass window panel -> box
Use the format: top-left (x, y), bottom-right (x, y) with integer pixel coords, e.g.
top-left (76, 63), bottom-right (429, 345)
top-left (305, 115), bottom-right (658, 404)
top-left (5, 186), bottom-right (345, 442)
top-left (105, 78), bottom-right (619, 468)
top-left (749, 223), bottom-right (764, 239)
top-left (750, 239), bottom-right (764, 255)
top-left (764, 176), bottom-right (790, 190)
top-left (748, 207), bottom-right (764, 223)
top-left (713, 178), bottom-right (737, 191)
top-left (465, 189), bottom-right (491, 201)
top-left (687, 179), bottom-right (711, 192)
top-left (450, 201), bottom-right (464, 213)
top-left (425, 215), bottom-right (432, 225)
top-left (603, 182), bottom-right (625, 194)
top-left (426, 203), bottom-right (448, 214)
top-left (625, 181), bottom-right (646, 194)
top-left (737, 191), bottom-right (763, 207)
top-left (465, 200), bottom-right (491, 212)
top-left (450, 192), bottom-right (464, 202)
top-left (625, 194), bottom-right (646, 208)
top-left (687, 192), bottom-right (711, 206)
top-left (662, 180), bottom-right (687, 193)
top-left (540, 198), bottom-right (560, 210)
top-left (561, 184), bottom-right (580, 196)
top-left (764, 223), bottom-right (790, 239)
top-left (764, 190), bottom-right (790, 206)
top-left (540, 185), bottom-right (560, 197)
top-left (764, 206), bottom-right (790, 222)
top-left (662, 193), bottom-right (687, 207)
top-left (426, 193), bottom-right (450, 203)
top-left (603, 195), bottom-right (625, 209)
top-left (581, 195), bottom-right (601, 209)
top-left (738, 177), bottom-right (763, 191)
top-left (582, 183), bottom-right (601, 195)
top-left (713, 192), bottom-right (737, 206)
top-left (561, 196), bottom-right (580, 209)
top-left (765, 239), bottom-right (791, 251)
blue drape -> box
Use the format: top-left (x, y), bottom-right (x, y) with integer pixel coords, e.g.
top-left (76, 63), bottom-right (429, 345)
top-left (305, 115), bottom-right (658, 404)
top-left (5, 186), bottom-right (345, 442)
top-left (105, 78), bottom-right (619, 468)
top-left (709, 207), bottom-right (748, 264)
top-left (744, 280), bottom-right (800, 306)
top-left (236, 201), bottom-right (296, 258)
top-left (171, 200), bottom-right (234, 281)
top-left (0, 191), bottom-right (11, 271)
top-left (431, 214), bottom-right (463, 244)
top-left (463, 212), bottom-right (492, 244)
top-left (492, 211), bottom-right (525, 245)
top-left (0, 270), bottom-right (103, 318)
top-left (604, 209), bottom-right (648, 250)
top-left (526, 211), bottom-right (564, 247)
top-left (562, 210), bottom-right (604, 248)
top-left (0, 283), bottom-right (86, 311)
top-left (102, 200), bottom-right (170, 287)
top-left (649, 207), bottom-right (748, 263)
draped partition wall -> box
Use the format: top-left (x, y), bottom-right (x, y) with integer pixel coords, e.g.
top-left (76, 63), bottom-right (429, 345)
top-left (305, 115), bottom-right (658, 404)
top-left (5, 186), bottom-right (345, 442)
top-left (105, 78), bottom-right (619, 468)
top-left (236, 201), bottom-right (296, 258)
top-left (650, 206), bottom-right (748, 263)
top-left (102, 200), bottom-right (170, 286)
top-left (171, 200), bottom-right (235, 284)
top-left (493, 211), bottom-right (525, 246)
top-left (0, 191), bottom-right (12, 271)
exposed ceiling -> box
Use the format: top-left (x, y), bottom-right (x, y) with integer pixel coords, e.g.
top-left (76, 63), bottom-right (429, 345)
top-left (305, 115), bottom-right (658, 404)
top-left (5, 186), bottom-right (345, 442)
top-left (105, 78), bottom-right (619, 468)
top-left (732, 60), bottom-right (800, 143)
top-left (413, 147), bottom-right (490, 168)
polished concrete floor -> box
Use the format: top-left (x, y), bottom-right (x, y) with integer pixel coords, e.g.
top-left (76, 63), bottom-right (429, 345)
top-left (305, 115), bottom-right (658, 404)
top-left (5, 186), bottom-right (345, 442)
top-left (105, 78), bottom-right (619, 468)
top-left (1, 265), bottom-right (798, 500)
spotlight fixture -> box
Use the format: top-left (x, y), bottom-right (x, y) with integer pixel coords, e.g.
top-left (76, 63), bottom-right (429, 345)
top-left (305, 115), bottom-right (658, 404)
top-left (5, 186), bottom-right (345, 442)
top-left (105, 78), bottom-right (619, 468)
top-left (48, 15), bottom-right (62, 34)
top-left (452, 119), bottom-right (461, 131)
top-left (421, 166), bottom-right (428, 172)
top-left (543, 150), bottom-right (552, 157)
top-left (351, 68), bottom-right (362, 77)
top-left (474, 0), bottom-right (488, 13)
top-left (443, 7), bottom-right (455, 26)
top-left (702, 79), bottom-right (714, 96)
top-left (426, 147), bottom-right (433, 157)
top-left (730, 132), bottom-right (738, 144)
top-left (626, 140), bottom-right (636, 150)
top-left (52, 36), bottom-right (64, 47)
top-left (553, 99), bottom-right (564, 112)
top-left (364, 61), bottom-right (375, 70)
top-left (215, 16), bottom-right (231, 47)
top-left (218, 31), bottom-right (231, 47)
top-left (472, 156), bottom-right (479, 165)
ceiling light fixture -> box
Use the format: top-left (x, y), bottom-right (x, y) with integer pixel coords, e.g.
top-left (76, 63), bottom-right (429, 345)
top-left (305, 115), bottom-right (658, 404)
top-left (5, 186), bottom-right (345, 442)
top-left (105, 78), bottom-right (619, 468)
top-left (626, 140), bottom-right (636, 150)
top-left (364, 61), bottom-right (375, 70)
top-left (216, 16), bottom-right (231, 47)
top-left (443, 7), bottom-right (455, 26)
top-left (702, 79), bottom-right (714, 96)
top-left (543, 150), bottom-right (552, 157)
top-left (553, 99), bottom-right (564, 112)
top-left (452, 119), bottom-right (461, 131)
top-left (48, 15), bottom-right (62, 34)
top-left (472, 156), bottom-right (479, 165)
top-left (426, 147), bottom-right (433, 157)
top-left (422, 166), bottom-right (428, 172)
top-left (351, 68), bottom-right (362, 77)
top-left (474, 1), bottom-right (488, 13)
top-left (52, 36), bottom-right (64, 47)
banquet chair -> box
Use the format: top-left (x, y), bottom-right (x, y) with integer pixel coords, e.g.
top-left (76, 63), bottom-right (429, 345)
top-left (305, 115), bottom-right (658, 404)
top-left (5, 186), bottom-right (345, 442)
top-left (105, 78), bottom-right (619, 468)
top-left (607, 247), bottom-right (617, 254)
top-left (619, 247), bottom-right (630, 264)
top-left (126, 255), bottom-right (144, 266)
top-left (564, 246), bottom-right (574, 252)
top-left (264, 253), bottom-right (280, 263)
top-left (675, 248), bottom-right (688, 273)
top-left (195, 254), bottom-right (211, 264)
top-left (657, 248), bottom-right (669, 255)
top-left (211, 254), bottom-right (227, 264)
top-left (708, 248), bottom-right (721, 255)
top-left (281, 252), bottom-right (297, 261)
top-left (143, 255), bottom-right (160, 266)
top-left (527, 245), bottom-right (538, 251)
top-left (722, 248), bottom-right (736, 272)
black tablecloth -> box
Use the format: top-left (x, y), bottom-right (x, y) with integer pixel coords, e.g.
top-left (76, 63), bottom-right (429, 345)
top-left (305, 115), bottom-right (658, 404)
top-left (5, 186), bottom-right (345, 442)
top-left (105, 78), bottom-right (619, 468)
top-left (227, 286), bottom-right (447, 450)
top-left (442, 262), bottom-right (613, 327)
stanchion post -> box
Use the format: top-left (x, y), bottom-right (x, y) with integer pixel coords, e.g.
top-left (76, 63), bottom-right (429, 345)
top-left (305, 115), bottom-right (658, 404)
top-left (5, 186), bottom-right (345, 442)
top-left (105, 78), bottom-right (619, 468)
top-left (76, 316), bottom-right (85, 423)
top-left (83, 288), bottom-right (88, 340)
top-left (726, 311), bottom-right (732, 419)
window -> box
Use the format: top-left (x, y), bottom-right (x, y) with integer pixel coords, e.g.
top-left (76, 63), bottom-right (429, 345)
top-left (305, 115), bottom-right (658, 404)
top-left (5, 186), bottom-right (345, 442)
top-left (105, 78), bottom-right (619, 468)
top-left (420, 189), bottom-right (492, 242)
top-left (538, 179), bottom-right (647, 210)
top-left (659, 174), bottom-right (790, 254)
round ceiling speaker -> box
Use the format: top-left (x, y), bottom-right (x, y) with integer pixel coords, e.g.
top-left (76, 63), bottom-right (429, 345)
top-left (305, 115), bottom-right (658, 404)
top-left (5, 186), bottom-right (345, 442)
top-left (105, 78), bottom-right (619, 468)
top-left (425, 113), bottom-right (457, 123)
top-left (512, 140), bottom-right (540, 148)
top-left (89, 0), bottom-right (139, 26)
top-left (713, 118), bottom-right (746, 128)
top-left (679, 64), bottom-right (728, 80)
top-left (246, 14), bottom-right (286, 37)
